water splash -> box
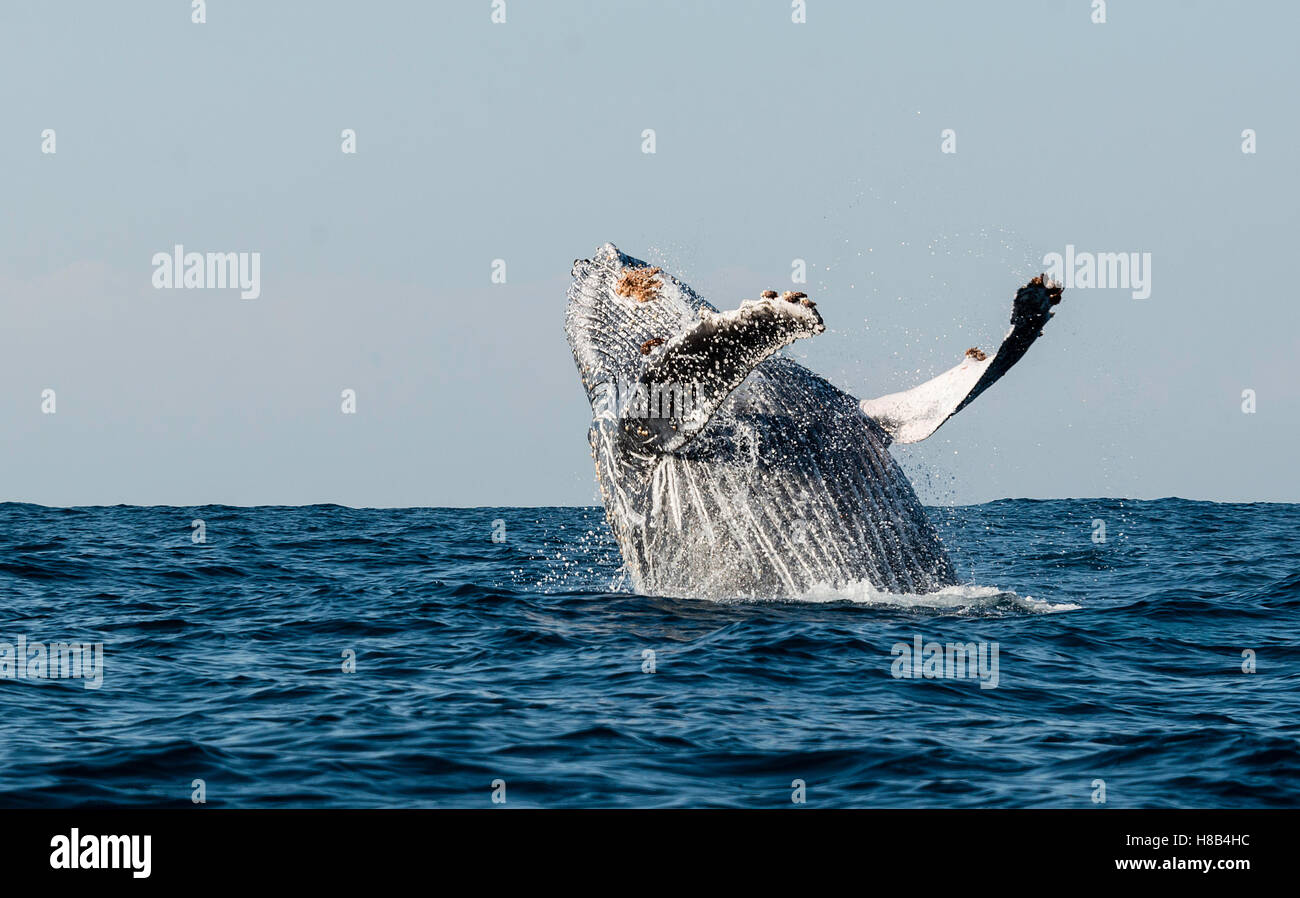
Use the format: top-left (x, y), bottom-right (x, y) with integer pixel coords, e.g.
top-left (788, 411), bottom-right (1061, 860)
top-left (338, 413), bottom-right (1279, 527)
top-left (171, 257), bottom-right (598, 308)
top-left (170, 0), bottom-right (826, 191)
top-left (791, 580), bottom-right (1081, 613)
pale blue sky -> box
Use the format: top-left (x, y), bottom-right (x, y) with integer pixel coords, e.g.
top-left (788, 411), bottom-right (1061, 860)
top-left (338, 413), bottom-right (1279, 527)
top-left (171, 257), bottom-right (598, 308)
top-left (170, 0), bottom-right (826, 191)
top-left (1, 0), bottom-right (1296, 506)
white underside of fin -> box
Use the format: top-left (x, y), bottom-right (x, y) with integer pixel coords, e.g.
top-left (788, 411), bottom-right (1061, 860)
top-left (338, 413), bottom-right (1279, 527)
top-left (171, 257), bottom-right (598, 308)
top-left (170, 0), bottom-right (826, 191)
top-left (860, 352), bottom-right (995, 444)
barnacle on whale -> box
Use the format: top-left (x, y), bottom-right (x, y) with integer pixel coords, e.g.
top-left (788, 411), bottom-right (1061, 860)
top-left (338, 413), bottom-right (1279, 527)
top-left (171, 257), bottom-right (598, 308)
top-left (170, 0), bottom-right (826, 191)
top-left (615, 266), bottom-right (663, 302)
top-left (1029, 274), bottom-right (1064, 304)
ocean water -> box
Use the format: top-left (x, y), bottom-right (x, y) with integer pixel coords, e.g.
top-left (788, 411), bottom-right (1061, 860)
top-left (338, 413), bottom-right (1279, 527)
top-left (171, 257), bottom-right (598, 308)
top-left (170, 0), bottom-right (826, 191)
top-left (0, 499), bottom-right (1296, 808)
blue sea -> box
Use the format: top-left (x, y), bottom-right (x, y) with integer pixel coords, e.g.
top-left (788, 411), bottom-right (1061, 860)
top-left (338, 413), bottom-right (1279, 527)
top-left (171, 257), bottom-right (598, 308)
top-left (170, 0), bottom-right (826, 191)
top-left (0, 499), bottom-right (1296, 808)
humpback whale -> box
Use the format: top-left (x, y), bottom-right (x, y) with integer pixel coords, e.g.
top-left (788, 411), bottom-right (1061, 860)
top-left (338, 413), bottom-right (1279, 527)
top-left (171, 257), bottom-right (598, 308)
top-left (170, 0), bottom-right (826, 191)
top-left (566, 243), bottom-right (1063, 600)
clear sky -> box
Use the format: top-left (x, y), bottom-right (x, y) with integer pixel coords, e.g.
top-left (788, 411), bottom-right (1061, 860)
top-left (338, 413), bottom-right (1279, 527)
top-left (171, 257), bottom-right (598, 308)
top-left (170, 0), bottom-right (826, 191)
top-left (1, 0), bottom-right (1296, 507)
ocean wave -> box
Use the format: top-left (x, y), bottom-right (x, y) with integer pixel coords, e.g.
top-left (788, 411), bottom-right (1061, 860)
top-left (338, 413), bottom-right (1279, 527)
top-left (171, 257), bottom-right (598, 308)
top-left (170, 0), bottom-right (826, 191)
top-left (0, 499), bottom-right (1295, 807)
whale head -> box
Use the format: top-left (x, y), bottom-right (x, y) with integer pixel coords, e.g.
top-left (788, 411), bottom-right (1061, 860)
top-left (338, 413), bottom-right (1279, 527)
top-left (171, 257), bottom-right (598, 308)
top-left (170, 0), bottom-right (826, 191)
top-left (565, 243), bottom-right (714, 410)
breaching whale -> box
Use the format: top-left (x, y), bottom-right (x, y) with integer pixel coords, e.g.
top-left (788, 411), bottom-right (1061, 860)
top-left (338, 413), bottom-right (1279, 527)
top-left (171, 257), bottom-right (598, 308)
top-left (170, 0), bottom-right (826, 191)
top-left (566, 243), bottom-right (1063, 600)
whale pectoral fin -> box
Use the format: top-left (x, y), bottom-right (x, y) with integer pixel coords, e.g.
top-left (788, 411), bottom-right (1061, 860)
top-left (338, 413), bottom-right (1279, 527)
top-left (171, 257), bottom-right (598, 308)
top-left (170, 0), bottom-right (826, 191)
top-left (861, 275), bottom-right (1063, 444)
top-left (621, 293), bottom-right (825, 452)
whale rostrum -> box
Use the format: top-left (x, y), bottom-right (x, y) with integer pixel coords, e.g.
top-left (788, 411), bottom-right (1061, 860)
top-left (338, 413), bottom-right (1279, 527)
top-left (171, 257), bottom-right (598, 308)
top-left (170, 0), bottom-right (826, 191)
top-left (566, 243), bottom-right (1063, 599)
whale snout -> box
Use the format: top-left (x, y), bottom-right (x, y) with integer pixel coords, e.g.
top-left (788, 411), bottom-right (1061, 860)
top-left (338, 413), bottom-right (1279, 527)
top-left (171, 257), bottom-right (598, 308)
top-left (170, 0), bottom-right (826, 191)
top-left (573, 243), bottom-right (622, 278)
